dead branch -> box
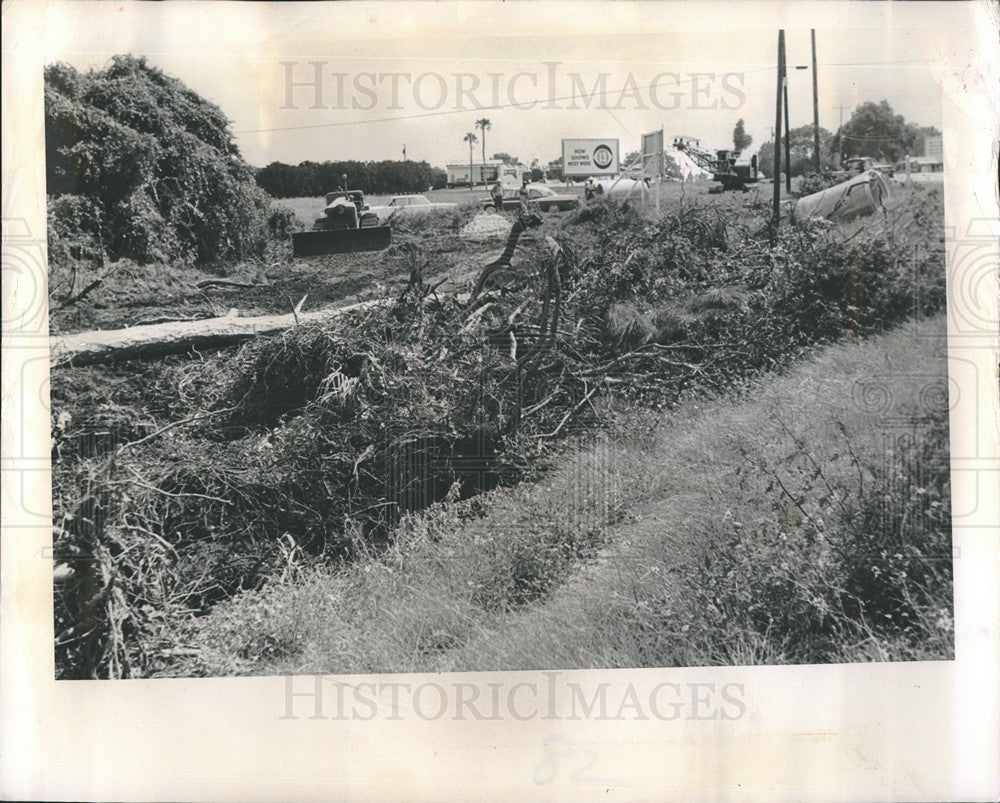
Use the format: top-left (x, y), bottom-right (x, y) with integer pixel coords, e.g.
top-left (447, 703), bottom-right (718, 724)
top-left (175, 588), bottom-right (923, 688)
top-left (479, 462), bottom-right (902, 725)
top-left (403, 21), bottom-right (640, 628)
top-left (55, 278), bottom-right (103, 310)
top-left (535, 384), bottom-right (598, 440)
top-left (195, 278), bottom-right (265, 290)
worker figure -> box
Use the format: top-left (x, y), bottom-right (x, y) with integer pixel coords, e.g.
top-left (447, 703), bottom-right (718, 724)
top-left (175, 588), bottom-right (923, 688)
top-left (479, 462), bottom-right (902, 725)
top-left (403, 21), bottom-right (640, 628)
top-left (490, 179), bottom-right (505, 212)
top-left (584, 176), bottom-right (597, 201)
top-left (517, 178), bottom-right (530, 215)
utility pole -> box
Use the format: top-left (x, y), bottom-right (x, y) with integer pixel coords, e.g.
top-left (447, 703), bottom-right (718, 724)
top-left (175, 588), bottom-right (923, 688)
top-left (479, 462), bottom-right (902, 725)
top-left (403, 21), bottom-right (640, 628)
top-left (783, 77), bottom-right (791, 193)
top-left (835, 104), bottom-right (850, 165)
top-left (402, 144), bottom-right (407, 161)
top-left (771, 29), bottom-right (785, 244)
top-left (811, 29), bottom-right (821, 173)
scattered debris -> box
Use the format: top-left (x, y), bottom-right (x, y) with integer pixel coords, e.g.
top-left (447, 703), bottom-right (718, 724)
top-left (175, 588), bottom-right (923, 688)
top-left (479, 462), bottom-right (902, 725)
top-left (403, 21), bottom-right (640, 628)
top-left (461, 211), bottom-right (516, 241)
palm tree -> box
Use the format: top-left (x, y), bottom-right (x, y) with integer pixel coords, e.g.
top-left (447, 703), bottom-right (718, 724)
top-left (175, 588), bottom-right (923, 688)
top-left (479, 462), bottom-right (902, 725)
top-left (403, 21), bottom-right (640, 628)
top-left (475, 118), bottom-right (492, 167)
top-left (463, 131), bottom-right (478, 191)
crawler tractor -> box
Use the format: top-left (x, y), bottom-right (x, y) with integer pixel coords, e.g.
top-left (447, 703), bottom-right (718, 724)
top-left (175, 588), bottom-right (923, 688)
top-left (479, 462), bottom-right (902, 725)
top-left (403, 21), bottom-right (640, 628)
top-left (291, 190), bottom-right (392, 256)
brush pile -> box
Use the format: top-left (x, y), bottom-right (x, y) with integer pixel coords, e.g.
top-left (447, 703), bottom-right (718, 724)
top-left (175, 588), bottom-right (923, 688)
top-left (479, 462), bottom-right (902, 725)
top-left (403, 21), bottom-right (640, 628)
top-left (52, 189), bottom-right (946, 678)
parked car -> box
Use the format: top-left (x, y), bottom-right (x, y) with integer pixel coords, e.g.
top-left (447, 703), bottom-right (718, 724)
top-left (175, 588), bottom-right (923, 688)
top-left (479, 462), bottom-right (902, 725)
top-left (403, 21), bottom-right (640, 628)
top-left (368, 195), bottom-right (459, 223)
top-left (482, 184), bottom-right (580, 213)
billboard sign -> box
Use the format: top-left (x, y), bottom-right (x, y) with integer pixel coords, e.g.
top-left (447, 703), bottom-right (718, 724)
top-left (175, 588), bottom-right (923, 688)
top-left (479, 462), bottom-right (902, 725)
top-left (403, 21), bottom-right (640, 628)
top-left (641, 129), bottom-right (665, 178)
top-left (562, 138), bottom-right (620, 177)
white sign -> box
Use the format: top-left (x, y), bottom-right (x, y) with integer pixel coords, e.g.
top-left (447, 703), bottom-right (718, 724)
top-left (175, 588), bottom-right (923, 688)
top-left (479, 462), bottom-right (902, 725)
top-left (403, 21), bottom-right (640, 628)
top-left (562, 138), bottom-right (620, 176)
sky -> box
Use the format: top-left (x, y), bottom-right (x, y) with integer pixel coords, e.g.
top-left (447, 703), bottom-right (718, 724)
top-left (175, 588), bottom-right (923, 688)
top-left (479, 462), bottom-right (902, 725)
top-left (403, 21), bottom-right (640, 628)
top-left (38, 1), bottom-right (973, 169)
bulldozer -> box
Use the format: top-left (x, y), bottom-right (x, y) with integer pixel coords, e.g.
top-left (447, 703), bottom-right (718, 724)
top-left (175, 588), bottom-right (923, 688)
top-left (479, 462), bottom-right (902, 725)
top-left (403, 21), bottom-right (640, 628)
top-left (291, 190), bottom-right (392, 256)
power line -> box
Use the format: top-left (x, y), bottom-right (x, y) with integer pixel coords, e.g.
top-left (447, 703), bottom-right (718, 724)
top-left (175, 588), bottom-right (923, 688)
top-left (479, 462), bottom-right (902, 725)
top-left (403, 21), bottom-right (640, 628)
top-left (235, 66), bottom-right (778, 135)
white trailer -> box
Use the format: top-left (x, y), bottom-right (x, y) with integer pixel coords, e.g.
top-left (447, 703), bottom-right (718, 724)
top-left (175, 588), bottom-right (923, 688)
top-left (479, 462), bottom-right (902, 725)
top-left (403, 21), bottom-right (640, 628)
top-left (446, 160), bottom-right (525, 188)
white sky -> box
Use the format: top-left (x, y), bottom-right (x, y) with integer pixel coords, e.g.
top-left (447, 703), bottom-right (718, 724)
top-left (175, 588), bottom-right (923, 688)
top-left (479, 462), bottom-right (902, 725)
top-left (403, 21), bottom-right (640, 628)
top-left (39, 1), bottom-right (973, 169)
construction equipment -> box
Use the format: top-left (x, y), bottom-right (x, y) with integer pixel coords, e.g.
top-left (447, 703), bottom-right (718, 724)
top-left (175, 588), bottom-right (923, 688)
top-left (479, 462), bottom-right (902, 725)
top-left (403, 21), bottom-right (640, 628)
top-left (291, 190), bottom-right (392, 256)
top-left (672, 136), bottom-right (759, 192)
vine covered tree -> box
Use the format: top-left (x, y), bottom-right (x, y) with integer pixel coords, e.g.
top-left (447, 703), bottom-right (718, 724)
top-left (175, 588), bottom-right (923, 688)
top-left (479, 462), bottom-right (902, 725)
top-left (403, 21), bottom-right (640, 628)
top-left (44, 55), bottom-right (273, 265)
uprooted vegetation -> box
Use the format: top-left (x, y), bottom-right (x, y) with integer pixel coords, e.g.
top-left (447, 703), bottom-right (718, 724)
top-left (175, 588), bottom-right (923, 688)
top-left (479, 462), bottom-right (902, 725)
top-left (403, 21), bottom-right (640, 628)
top-left (180, 316), bottom-right (953, 674)
top-left (51, 186), bottom-right (949, 678)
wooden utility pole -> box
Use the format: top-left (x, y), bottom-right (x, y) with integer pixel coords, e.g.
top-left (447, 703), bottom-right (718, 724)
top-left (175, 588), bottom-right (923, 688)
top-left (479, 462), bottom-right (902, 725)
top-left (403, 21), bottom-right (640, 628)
top-left (835, 104), bottom-right (850, 165)
top-left (783, 78), bottom-right (791, 193)
top-left (771, 29), bottom-right (785, 243)
top-left (811, 29), bottom-right (821, 173)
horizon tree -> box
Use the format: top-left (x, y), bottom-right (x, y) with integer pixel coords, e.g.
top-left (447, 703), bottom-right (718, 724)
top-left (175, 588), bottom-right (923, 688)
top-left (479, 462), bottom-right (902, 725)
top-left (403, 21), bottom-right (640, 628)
top-left (733, 119), bottom-right (752, 152)
top-left (492, 152), bottom-right (519, 166)
top-left (833, 100), bottom-right (918, 163)
top-left (463, 131), bottom-right (478, 190)
top-left (475, 118), bottom-right (492, 167)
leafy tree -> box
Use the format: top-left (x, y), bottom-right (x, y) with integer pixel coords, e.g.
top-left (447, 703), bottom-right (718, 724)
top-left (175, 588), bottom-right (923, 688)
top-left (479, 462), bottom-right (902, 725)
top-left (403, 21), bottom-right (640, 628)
top-left (255, 159), bottom-right (445, 197)
top-left (833, 100), bottom-right (917, 163)
top-left (757, 125), bottom-right (836, 178)
top-left (663, 153), bottom-right (683, 181)
top-left (45, 55), bottom-right (272, 264)
top-left (733, 119), bottom-right (752, 151)
top-left (492, 152), bottom-right (519, 165)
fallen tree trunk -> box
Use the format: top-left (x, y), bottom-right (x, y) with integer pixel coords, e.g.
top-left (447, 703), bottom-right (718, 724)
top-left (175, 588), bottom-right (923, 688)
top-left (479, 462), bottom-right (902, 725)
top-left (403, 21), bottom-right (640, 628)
top-left (50, 299), bottom-right (387, 367)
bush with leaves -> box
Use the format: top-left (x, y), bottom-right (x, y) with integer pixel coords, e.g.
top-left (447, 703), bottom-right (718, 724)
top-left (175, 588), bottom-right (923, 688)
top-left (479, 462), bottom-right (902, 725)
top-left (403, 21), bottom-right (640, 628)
top-left (45, 55), bottom-right (274, 266)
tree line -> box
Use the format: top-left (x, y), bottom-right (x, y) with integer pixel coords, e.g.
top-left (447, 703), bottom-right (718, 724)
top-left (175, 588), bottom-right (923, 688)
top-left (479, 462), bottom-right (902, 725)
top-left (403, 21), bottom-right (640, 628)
top-left (754, 100), bottom-right (941, 178)
top-left (255, 160), bottom-right (448, 198)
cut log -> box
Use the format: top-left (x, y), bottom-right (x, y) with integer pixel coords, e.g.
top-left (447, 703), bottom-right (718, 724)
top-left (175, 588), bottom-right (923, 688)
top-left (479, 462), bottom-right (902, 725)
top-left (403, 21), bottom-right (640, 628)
top-left (50, 299), bottom-right (387, 367)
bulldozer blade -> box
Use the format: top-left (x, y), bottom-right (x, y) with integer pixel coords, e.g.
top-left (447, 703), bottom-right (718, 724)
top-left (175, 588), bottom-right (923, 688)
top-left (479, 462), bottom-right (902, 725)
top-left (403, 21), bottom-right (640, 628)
top-left (292, 226), bottom-right (392, 256)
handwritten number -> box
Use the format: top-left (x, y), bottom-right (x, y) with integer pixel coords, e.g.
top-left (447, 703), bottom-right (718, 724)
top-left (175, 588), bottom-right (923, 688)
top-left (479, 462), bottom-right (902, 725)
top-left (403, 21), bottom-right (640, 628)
top-left (532, 735), bottom-right (573, 785)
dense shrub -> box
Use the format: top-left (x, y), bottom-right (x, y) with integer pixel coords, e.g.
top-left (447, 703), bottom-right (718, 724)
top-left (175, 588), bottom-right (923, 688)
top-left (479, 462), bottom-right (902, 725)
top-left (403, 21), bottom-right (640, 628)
top-left (45, 56), bottom-right (274, 265)
top-left (558, 191), bottom-right (946, 401)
